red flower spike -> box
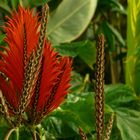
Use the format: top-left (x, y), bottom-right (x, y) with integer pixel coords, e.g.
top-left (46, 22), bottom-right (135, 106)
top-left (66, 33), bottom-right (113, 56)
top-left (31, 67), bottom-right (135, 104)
top-left (28, 42), bottom-right (72, 124)
top-left (0, 4), bottom-right (72, 125)
top-left (0, 6), bottom-right (40, 114)
top-left (0, 6), bottom-right (40, 96)
top-left (36, 42), bottom-right (59, 111)
top-left (45, 58), bottom-right (72, 114)
top-left (0, 77), bottom-right (18, 111)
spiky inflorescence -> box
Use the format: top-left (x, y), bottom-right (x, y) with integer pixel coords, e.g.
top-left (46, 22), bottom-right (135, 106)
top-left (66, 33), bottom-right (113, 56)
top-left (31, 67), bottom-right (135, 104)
top-left (35, 3), bottom-right (49, 61)
top-left (79, 127), bottom-right (88, 140)
top-left (95, 34), bottom-right (105, 140)
top-left (0, 4), bottom-right (40, 117)
top-left (0, 3), bottom-right (72, 127)
top-left (104, 113), bottom-right (114, 140)
top-left (17, 4), bottom-right (49, 118)
top-left (30, 56), bottom-right (72, 125)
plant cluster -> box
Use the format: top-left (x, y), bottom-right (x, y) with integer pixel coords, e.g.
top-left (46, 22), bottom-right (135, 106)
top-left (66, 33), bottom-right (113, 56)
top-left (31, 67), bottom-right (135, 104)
top-left (0, 0), bottom-right (140, 140)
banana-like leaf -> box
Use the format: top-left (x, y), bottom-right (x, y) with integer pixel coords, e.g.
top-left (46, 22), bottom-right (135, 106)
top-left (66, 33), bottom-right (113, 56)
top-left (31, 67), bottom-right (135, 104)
top-left (47, 0), bottom-right (97, 44)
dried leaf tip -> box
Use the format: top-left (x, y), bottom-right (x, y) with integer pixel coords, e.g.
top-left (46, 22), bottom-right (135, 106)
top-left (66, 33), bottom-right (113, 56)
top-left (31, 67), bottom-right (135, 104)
top-left (95, 33), bottom-right (105, 140)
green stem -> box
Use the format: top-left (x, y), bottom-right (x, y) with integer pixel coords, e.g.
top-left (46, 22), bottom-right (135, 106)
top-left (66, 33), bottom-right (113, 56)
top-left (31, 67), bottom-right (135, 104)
top-left (32, 131), bottom-right (37, 140)
top-left (15, 128), bottom-right (19, 140)
top-left (4, 128), bottom-right (16, 140)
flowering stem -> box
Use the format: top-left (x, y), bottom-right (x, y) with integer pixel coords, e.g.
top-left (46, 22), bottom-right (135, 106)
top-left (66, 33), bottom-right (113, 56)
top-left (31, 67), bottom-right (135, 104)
top-left (15, 128), bottom-right (19, 140)
top-left (30, 126), bottom-right (42, 140)
top-left (32, 131), bottom-right (37, 140)
top-left (17, 3), bottom-right (49, 125)
top-left (104, 113), bottom-right (114, 140)
top-left (95, 34), bottom-right (105, 140)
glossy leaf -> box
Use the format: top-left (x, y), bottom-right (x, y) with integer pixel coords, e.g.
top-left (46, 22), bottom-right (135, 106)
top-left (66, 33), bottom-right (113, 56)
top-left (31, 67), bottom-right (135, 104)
top-left (42, 92), bottom-right (95, 139)
top-left (54, 42), bottom-right (81, 57)
top-left (41, 84), bottom-right (140, 139)
top-left (77, 41), bottom-right (96, 66)
top-left (54, 40), bottom-right (96, 66)
top-left (70, 71), bottom-right (85, 93)
top-left (116, 108), bottom-right (140, 140)
top-left (105, 84), bottom-right (140, 140)
top-left (105, 84), bottom-right (136, 110)
top-left (47, 0), bottom-right (97, 44)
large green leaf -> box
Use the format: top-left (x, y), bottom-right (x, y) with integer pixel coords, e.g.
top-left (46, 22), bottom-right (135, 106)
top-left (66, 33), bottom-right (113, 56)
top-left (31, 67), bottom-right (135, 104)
top-left (42, 84), bottom-right (140, 140)
top-left (105, 84), bottom-right (136, 110)
top-left (105, 84), bottom-right (140, 140)
top-left (54, 40), bottom-right (96, 66)
top-left (116, 108), bottom-right (140, 140)
top-left (70, 71), bottom-right (85, 93)
top-left (54, 42), bottom-right (83, 57)
top-left (47, 0), bottom-right (97, 44)
top-left (126, 0), bottom-right (140, 96)
top-left (42, 92), bottom-right (95, 139)
top-left (77, 41), bottom-right (96, 67)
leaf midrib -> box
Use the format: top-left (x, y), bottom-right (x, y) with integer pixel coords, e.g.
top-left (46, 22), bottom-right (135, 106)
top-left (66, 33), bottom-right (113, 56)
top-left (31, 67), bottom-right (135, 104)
top-left (48, 0), bottom-right (90, 35)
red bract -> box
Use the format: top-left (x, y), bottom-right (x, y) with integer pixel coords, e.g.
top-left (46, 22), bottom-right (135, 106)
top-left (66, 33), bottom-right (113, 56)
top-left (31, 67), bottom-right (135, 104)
top-left (0, 5), bottom-right (72, 125)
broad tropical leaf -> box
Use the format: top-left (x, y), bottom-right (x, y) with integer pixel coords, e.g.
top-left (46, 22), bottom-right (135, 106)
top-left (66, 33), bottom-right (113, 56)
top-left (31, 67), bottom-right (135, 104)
top-left (47, 0), bottom-right (97, 44)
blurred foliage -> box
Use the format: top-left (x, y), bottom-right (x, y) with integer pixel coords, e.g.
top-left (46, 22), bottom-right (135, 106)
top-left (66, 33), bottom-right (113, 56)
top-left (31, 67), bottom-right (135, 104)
top-left (126, 0), bottom-right (140, 96)
top-left (1, 0), bottom-right (140, 140)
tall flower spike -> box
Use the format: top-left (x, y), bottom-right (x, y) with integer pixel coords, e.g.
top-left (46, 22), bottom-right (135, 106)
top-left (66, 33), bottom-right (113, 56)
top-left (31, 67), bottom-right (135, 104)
top-left (36, 3), bottom-right (49, 59)
top-left (104, 113), bottom-right (114, 140)
top-left (0, 4), bottom-right (72, 127)
top-left (28, 51), bottom-right (72, 124)
top-left (95, 34), bottom-right (105, 140)
top-left (17, 4), bottom-right (49, 118)
top-left (0, 5), bottom-right (40, 118)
